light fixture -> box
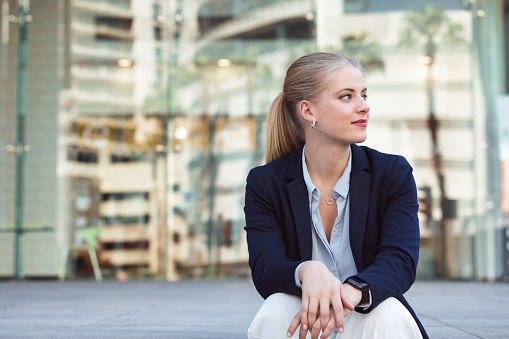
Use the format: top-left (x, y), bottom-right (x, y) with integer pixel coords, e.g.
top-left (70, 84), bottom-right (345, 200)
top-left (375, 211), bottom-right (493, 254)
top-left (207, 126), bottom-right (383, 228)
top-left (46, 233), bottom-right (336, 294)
top-left (174, 14), bottom-right (184, 22)
top-left (476, 9), bottom-right (485, 18)
top-left (174, 126), bottom-right (188, 140)
top-left (117, 59), bottom-right (133, 68)
top-left (216, 58), bottom-right (232, 67)
top-left (305, 12), bottom-right (315, 21)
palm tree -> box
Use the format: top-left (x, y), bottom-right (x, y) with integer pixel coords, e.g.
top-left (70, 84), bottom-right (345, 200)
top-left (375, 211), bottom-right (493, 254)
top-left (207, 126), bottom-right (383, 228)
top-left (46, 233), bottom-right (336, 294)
top-left (319, 33), bottom-right (384, 74)
top-left (338, 33), bottom-right (385, 73)
top-left (400, 5), bottom-right (463, 278)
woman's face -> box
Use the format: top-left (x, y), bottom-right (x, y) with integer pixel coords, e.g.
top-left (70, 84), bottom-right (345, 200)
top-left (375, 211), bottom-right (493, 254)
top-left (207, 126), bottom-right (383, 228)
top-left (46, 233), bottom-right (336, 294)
top-left (307, 65), bottom-right (370, 146)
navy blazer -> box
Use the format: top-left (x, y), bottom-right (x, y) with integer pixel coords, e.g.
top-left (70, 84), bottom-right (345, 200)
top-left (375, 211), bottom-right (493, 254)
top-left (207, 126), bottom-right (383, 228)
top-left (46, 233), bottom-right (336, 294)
top-left (244, 144), bottom-right (428, 338)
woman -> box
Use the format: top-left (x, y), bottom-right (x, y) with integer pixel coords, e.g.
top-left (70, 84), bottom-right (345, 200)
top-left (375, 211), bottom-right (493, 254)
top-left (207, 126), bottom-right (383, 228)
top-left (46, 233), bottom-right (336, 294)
top-left (244, 53), bottom-right (428, 339)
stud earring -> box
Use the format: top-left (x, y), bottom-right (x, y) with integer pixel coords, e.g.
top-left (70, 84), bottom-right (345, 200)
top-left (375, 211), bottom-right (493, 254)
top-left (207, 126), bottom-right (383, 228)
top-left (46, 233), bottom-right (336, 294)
top-left (311, 120), bottom-right (316, 129)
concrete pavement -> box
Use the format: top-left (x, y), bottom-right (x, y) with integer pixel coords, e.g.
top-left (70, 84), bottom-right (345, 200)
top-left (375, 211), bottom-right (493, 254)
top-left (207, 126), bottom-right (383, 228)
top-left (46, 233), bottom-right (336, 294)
top-left (0, 279), bottom-right (507, 338)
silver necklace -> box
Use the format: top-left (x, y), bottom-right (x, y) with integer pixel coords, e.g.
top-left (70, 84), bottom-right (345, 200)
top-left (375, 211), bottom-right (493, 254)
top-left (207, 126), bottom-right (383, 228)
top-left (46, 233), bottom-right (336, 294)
top-left (320, 194), bottom-right (335, 205)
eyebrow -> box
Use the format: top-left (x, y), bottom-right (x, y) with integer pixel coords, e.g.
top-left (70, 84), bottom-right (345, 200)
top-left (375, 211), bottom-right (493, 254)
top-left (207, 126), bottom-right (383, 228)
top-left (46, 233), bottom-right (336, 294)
top-left (334, 87), bottom-right (368, 95)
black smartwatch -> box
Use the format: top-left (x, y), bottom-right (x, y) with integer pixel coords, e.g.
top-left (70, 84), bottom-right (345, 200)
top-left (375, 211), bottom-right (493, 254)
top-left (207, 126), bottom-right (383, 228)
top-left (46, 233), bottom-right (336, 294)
top-left (345, 276), bottom-right (370, 311)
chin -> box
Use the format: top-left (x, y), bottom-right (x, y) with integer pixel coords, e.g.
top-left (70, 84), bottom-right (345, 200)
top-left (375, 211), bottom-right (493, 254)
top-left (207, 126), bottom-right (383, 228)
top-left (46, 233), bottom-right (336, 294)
top-left (353, 134), bottom-right (367, 144)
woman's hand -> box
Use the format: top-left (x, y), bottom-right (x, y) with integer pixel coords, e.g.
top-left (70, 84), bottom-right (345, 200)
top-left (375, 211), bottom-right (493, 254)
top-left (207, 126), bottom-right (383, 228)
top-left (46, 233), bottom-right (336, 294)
top-left (342, 282), bottom-right (363, 316)
top-left (287, 307), bottom-right (336, 339)
top-left (287, 261), bottom-right (354, 338)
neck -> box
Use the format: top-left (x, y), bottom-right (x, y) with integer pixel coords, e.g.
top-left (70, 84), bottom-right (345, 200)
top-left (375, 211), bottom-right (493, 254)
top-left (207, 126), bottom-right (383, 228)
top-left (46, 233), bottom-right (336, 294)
top-left (304, 140), bottom-right (351, 191)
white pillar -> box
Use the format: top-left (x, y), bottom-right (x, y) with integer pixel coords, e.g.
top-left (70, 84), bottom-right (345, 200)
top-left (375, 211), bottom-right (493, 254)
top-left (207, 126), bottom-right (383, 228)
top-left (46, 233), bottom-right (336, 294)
top-left (315, 0), bottom-right (343, 50)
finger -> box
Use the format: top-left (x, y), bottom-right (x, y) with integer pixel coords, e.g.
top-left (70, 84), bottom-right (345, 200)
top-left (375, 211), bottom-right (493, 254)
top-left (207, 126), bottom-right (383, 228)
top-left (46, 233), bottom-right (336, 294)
top-left (311, 317), bottom-right (321, 339)
top-left (340, 286), bottom-right (354, 311)
top-left (343, 307), bottom-right (352, 320)
top-left (319, 297), bottom-right (330, 332)
top-left (301, 295), bottom-right (309, 332)
top-left (321, 307), bottom-right (336, 339)
top-left (331, 295), bottom-right (345, 334)
top-left (299, 323), bottom-right (308, 339)
top-left (307, 297), bottom-right (319, 331)
top-left (287, 311), bottom-right (302, 338)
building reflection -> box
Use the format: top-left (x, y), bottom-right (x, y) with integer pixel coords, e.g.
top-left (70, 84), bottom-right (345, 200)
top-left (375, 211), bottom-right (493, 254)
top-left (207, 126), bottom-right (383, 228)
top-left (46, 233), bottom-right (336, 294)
top-left (1, 0), bottom-right (508, 281)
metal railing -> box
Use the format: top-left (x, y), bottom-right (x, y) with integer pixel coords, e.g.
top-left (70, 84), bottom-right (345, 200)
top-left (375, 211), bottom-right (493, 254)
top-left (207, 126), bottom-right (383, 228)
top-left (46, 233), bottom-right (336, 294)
top-left (201, 0), bottom-right (313, 42)
top-left (73, 0), bottom-right (131, 11)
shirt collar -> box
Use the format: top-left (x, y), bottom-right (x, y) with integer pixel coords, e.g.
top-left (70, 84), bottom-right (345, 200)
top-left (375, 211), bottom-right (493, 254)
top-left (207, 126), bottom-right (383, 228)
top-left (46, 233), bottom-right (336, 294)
top-left (302, 145), bottom-right (351, 203)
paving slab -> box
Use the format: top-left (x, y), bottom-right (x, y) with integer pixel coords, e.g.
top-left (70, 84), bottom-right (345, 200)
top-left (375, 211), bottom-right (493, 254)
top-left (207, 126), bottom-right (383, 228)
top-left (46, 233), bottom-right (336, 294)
top-left (405, 281), bottom-right (509, 339)
top-left (0, 279), bottom-right (507, 338)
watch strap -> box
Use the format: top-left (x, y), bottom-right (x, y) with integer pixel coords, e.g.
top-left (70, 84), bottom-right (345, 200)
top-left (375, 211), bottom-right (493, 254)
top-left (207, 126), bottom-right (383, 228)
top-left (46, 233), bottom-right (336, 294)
top-left (345, 276), bottom-right (370, 308)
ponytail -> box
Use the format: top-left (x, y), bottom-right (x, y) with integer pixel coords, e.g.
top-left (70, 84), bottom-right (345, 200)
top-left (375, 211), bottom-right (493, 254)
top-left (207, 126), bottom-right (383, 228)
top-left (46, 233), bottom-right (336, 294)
top-left (265, 92), bottom-right (303, 163)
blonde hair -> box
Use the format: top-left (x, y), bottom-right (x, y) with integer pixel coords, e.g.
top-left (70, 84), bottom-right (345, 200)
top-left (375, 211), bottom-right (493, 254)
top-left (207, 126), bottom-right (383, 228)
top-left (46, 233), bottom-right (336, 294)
top-left (265, 52), bottom-right (362, 163)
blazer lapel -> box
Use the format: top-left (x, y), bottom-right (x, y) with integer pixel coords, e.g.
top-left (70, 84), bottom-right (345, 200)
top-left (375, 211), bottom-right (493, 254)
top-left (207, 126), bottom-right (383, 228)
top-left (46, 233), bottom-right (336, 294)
top-left (349, 144), bottom-right (372, 271)
top-left (286, 145), bottom-right (313, 260)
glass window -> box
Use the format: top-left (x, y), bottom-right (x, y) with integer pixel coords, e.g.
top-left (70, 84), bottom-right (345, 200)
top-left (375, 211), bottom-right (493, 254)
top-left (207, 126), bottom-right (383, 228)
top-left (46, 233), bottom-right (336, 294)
top-left (1, 0), bottom-right (504, 282)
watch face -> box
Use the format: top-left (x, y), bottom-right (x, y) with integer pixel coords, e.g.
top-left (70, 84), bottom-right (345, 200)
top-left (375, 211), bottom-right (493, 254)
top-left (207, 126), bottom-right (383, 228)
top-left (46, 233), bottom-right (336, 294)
top-left (348, 277), bottom-right (367, 290)
top-left (357, 282), bottom-right (368, 289)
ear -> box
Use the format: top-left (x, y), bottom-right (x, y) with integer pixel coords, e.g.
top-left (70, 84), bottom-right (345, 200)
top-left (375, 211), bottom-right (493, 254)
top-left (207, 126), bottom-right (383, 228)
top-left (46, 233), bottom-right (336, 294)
top-left (298, 100), bottom-right (317, 124)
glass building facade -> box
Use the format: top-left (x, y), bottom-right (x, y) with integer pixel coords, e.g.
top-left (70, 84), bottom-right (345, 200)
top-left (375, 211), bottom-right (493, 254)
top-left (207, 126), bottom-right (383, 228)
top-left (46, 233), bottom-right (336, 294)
top-left (0, 0), bottom-right (508, 281)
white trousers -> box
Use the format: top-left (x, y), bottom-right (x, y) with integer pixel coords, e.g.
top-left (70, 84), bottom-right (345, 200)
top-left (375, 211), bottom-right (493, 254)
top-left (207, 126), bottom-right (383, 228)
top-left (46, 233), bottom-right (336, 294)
top-left (247, 293), bottom-right (423, 339)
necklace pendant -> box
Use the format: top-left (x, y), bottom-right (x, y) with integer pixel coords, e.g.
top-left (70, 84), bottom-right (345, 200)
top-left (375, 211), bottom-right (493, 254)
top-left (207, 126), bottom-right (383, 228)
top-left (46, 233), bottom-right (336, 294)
top-left (320, 194), bottom-right (335, 205)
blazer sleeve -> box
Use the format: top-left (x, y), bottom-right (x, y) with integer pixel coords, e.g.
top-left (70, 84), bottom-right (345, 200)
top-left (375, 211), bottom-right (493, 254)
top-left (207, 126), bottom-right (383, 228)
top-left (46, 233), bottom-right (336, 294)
top-left (355, 156), bottom-right (420, 313)
top-left (244, 168), bottom-right (304, 299)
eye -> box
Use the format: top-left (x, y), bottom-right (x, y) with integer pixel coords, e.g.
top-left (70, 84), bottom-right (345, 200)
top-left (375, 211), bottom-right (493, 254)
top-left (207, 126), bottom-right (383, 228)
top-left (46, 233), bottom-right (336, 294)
top-left (340, 94), bottom-right (351, 100)
top-left (362, 94), bottom-right (368, 101)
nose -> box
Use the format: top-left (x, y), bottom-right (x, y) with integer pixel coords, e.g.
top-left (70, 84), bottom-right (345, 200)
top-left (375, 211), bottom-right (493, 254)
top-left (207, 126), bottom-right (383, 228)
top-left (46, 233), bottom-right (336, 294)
top-left (358, 98), bottom-right (370, 114)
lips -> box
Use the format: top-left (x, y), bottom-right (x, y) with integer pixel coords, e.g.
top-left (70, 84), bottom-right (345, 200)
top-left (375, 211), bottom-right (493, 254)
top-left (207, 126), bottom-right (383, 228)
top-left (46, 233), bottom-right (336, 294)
top-left (352, 119), bottom-right (367, 127)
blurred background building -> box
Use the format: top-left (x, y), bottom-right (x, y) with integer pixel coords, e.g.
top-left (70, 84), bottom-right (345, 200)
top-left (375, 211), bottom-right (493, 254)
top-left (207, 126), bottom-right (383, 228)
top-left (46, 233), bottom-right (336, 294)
top-left (1, 0), bottom-right (508, 282)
